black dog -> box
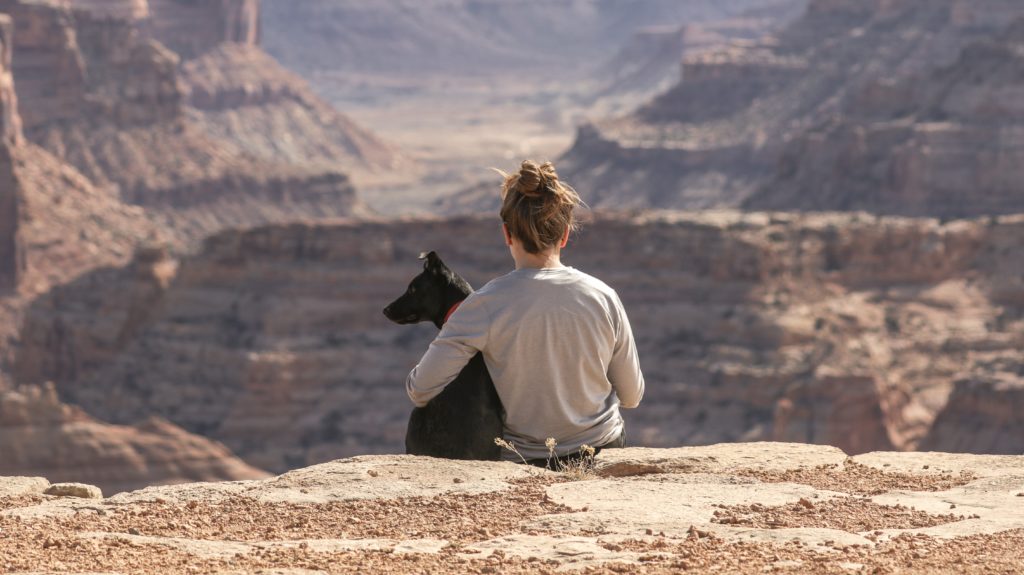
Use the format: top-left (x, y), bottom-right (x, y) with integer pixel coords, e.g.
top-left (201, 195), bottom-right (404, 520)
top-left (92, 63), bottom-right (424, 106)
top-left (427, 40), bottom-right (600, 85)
top-left (383, 251), bottom-right (503, 460)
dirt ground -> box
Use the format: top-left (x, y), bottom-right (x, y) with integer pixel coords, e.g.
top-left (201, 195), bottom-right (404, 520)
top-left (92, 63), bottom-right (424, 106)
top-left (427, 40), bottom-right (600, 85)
top-left (3, 445), bottom-right (1023, 574)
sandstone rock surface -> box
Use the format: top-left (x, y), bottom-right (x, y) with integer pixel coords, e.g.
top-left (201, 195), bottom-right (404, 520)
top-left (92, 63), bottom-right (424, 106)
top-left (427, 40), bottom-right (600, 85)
top-left (0, 384), bottom-right (270, 494)
top-left (0, 476), bottom-right (48, 498)
top-left (13, 213), bottom-right (1024, 471)
top-left (2, 444), bottom-right (1023, 573)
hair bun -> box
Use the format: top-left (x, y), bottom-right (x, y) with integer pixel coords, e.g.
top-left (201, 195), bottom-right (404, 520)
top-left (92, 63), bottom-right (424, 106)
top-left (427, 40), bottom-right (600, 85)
top-left (517, 161), bottom-right (543, 197)
top-left (517, 160), bottom-right (560, 198)
top-left (499, 159), bottom-right (582, 254)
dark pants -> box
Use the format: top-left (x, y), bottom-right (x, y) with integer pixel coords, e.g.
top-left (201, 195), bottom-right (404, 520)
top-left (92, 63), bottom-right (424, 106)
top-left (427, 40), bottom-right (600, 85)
top-left (525, 430), bottom-right (626, 469)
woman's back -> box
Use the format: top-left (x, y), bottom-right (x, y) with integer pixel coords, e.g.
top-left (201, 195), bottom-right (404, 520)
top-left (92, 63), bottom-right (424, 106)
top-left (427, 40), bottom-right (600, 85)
top-left (437, 266), bottom-right (642, 460)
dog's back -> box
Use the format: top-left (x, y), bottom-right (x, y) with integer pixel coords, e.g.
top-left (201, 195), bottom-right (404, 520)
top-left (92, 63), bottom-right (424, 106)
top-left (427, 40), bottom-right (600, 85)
top-left (383, 251), bottom-right (503, 460)
top-left (406, 354), bottom-right (502, 460)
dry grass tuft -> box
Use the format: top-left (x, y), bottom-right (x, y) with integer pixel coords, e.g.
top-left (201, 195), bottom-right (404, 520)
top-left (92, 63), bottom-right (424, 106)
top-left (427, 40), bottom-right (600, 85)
top-left (495, 437), bottom-right (598, 479)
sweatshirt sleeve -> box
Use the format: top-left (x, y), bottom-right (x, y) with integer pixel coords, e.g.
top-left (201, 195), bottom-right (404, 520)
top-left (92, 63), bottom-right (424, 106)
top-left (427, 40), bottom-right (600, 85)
top-left (406, 293), bottom-right (490, 407)
top-left (607, 291), bottom-right (645, 408)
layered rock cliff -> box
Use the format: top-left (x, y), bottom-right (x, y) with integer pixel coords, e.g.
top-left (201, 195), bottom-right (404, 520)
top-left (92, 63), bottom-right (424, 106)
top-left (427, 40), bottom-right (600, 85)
top-left (180, 43), bottom-right (399, 173)
top-left (0, 12), bottom-right (21, 292)
top-left (922, 374), bottom-right (1024, 455)
top-left (64, 0), bottom-right (259, 57)
top-left (262, 0), bottom-right (786, 77)
top-left (13, 213), bottom-right (1024, 471)
top-left (0, 5), bottom-right (161, 360)
top-left (0, 383), bottom-right (268, 494)
top-left (747, 19), bottom-right (1024, 216)
top-left (0, 0), bottom-right (387, 247)
top-left (145, 0), bottom-right (259, 59)
top-left (561, 0), bottom-right (1024, 215)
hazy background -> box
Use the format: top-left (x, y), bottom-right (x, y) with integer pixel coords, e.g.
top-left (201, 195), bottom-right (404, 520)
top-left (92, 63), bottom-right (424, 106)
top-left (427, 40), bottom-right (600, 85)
top-left (1, 0), bottom-right (1022, 494)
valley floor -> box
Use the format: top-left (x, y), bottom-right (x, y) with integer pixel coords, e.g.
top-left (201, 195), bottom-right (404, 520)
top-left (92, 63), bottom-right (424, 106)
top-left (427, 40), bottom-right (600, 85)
top-left (2, 443), bottom-right (1023, 574)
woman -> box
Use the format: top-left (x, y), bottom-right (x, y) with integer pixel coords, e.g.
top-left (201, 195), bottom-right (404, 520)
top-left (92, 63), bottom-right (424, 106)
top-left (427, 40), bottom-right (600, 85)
top-left (406, 160), bottom-right (644, 465)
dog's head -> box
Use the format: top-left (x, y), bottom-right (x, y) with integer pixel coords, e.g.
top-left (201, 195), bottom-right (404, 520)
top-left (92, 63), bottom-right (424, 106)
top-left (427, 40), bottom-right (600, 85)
top-left (383, 251), bottom-right (464, 326)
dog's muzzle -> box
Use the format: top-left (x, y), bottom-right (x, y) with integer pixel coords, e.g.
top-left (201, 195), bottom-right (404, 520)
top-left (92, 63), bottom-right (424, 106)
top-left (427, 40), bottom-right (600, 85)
top-left (383, 306), bottom-right (418, 324)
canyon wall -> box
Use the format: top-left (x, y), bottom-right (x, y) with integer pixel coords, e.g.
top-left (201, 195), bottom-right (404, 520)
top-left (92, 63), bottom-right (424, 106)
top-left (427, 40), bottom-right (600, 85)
top-left (560, 0), bottom-right (1024, 216)
top-left (145, 0), bottom-right (259, 59)
top-left (0, 0), bottom-right (383, 247)
top-left (747, 19), bottom-right (1024, 216)
top-left (0, 12), bottom-right (18, 143)
top-left (922, 375), bottom-right (1024, 454)
top-left (0, 1), bottom-right (163, 363)
top-left (0, 144), bottom-right (18, 293)
top-left (179, 44), bottom-right (400, 174)
top-left (13, 213), bottom-right (1023, 472)
top-left (65, 0), bottom-right (260, 56)
top-left (66, 0), bottom-right (148, 21)
top-left (0, 13), bottom-right (20, 292)
top-left (0, 383), bottom-right (268, 494)
top-left (261, 0), bottom-right (788, 77)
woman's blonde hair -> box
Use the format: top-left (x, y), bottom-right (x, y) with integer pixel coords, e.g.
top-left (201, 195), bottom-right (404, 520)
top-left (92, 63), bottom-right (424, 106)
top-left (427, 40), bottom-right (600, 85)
top-left (498, 160), bottom-right (582, 254)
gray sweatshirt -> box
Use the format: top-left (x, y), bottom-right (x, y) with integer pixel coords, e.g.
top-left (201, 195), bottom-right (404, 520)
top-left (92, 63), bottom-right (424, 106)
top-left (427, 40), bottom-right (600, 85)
top-left (406, 266), bottom-right (645, 460)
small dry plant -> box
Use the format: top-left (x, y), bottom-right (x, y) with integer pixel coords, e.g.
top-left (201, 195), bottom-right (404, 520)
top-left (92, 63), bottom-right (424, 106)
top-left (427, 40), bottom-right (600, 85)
top-left (494, 437), bottom-right (597, 479)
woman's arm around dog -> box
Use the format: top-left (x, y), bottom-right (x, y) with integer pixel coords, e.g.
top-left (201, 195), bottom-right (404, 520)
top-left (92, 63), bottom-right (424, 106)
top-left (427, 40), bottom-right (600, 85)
top-left (406, 293), bottom-right (490, 407)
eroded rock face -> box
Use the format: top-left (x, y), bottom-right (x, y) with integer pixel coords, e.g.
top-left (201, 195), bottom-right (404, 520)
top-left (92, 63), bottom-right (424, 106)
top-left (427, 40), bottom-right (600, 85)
top-left (67, 0), bottom-right (149, 21)
top-left (0, 383), bottom-right (269, 494)
top-left (748, 19), bottom-right (1024, 216)
top-left (922, 374), bottom-right (1024, 455)
top-left (261, 0), bottom-right (788, 77)
top-left (561, 0), bottom-right (1024, 215)
top-left (0, 13), bottom-right (19, 144)
top-left (179, 43), bottom-right (400, 172)
top-left (146, 0), bottom-right (259, 59)
top-left (0, 14), bottom-right (20, 293)
top-left (66, 0), bottom-right (261, 59)
top-left (0, 4), bottom-right (160, 342)
top-left (0, 0), bottom-right (378, 248)
top-left (13, 213), bottom-right (1024, 471)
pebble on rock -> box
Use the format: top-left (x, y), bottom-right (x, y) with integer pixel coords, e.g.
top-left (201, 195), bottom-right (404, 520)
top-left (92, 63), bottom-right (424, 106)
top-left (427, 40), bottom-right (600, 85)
top-left (43, 483), bottom-right (103, 499)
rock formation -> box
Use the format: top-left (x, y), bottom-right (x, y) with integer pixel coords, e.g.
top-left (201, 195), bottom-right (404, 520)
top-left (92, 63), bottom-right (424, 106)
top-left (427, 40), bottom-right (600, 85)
top-left (747, 19), bottom-right (1024, 216)
top-left (261, 0), bottom-right (788, 77)
top-left (922, 373), bottom-right (1024, 455)
top-left (0, 0), bottom-right (390, 247)
top-left (0, 383), bottom-right (268, 494)
top-left (560, 0), bottom-right (1024, 215)
top-left (66, 0), bottom-right (148, 21)
top-left (0, 4), bottom-right (162, 360)
top-left (590, 5), bottom-right (800, 106)
top-left (0, 2), bottom-right (159, 319)
top-left (179, 43), bottom-right (399, 173)
top-left (2, 444), bottom-right (1024, 573)
top-left (61, 0), bottom-right (259, 57)
top-left (145, 0), bottom-right (260, 59)
top-left (0, 0), bottom-right (397, 493)
top-left (12, 213), bottom-right (1024, 471)
top-left (0, 12), bottom-right (21, 292)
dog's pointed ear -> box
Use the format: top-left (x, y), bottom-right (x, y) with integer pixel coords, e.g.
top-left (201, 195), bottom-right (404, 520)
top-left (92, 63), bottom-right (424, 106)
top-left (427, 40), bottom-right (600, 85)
top-left (419, 251), bottom-right (443, 274)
